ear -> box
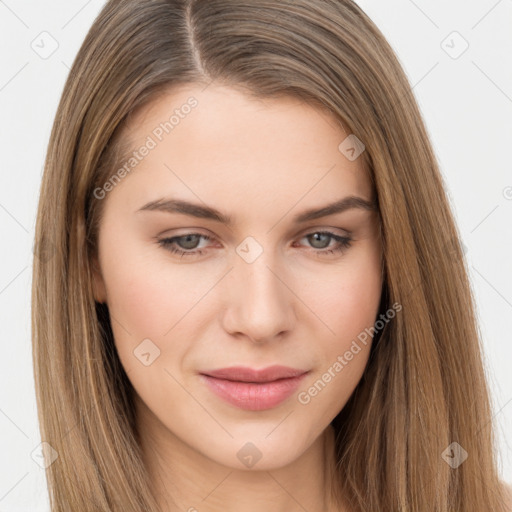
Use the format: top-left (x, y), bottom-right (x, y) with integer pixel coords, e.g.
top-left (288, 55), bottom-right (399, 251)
top-left (91, 255), bottom-right (107, 304)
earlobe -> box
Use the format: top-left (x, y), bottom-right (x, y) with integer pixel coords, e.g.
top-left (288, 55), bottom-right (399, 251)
top-left (91, 256), bottom-right (107, 304)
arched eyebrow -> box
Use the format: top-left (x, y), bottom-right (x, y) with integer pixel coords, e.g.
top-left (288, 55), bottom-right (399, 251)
top-left (136, 195), bottom-right (377, 225)
top-left (293, 196), bottom-right (377, 222)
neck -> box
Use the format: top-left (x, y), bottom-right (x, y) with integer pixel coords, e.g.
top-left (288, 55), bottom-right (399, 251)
top-left (136, 396), bottom-right (347, 511)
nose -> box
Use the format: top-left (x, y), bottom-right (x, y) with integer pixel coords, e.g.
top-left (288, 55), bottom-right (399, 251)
top-left (221, 249), bottom-right (296, 343)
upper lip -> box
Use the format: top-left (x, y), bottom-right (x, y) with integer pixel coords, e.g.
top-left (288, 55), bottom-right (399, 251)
top-left (201, 365), bottom-right (308, 383)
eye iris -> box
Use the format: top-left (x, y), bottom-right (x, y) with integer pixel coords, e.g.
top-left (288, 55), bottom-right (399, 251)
top-left (308, 233), bottom-right (331, 249)
top-left (178, 234), bottom-right (201, 250)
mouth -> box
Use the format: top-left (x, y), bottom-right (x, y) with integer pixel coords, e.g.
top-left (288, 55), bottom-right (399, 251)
top-left (199, 365), bottom-right (309, 411)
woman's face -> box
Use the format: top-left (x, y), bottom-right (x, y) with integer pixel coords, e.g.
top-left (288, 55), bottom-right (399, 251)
top-left (92, 84), bottom-right (383, 470)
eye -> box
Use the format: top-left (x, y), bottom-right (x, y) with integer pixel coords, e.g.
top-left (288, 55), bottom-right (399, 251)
top-left (157, 230), bottom-right (353, 258)
top-left (296, 231), bottom-right (353, 255)
top-left (158, 233), bottom-right (212, 257)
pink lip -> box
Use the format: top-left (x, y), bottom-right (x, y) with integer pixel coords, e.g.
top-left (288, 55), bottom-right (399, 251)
top-left (199, 365), bottom-right (309, 411)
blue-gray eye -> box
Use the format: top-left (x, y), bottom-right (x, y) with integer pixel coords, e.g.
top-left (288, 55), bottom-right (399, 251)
top-left (158, 231), bottom-right (352, 257)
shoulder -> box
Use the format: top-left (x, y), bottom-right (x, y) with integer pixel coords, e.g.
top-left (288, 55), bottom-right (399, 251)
top-left (502, 481), bottom-right (512, 511)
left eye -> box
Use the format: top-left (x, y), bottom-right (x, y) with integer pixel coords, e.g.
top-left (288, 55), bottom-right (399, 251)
top-left (158, 231), bottom-right (352, 257)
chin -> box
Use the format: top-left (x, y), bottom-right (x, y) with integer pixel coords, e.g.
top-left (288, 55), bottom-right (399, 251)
top-left (199, 427), bottom-right (311, 472)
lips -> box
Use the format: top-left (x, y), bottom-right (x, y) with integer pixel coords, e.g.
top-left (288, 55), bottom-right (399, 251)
top-left (199, 365), bottom-right (309, 411)
top-left (201, 365), bottom-right (308, 383)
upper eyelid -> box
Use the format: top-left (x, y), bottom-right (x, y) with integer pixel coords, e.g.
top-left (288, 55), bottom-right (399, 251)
top-left (162, 224), bottom-right (351, 238)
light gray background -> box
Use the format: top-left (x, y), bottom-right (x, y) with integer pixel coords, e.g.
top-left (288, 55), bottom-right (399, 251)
top-left (0, 0), bottom-right (511, 510)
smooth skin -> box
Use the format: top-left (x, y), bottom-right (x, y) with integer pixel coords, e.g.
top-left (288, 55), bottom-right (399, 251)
top-left (92, 83), bottom-right (383, 512)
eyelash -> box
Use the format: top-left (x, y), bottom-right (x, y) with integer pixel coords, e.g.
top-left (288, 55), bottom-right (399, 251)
top-left (157, 231), bottom-right (353, 258)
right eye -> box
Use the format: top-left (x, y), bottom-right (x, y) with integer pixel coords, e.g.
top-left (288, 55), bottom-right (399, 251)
top-left (158, 233), bottom-right (213, 257)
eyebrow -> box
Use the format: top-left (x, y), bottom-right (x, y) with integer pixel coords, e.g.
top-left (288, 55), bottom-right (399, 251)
top-left (137, 195), bottom-right (377, 225)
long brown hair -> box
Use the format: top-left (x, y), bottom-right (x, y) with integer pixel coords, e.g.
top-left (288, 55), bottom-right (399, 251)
top-left (31, 0), bottom-right (510, 510)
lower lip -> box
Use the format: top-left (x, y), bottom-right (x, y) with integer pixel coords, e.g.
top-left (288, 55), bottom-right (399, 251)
top-left (200, 373), bottom-right (308, 411)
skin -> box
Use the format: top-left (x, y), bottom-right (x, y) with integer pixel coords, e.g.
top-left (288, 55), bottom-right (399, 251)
top-left (92, 83), bottom-right (383, 512)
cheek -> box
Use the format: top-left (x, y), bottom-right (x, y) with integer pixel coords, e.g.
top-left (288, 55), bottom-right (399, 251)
top-left (102, 246), bottom-right (210, 333)
top-left (99, 240), bottom-right (215, 375)
top-left (295, 258), bottom-right (382, 421)
top-left (299, 250), bottom-right (382, 408)
top-left (308, 250), bottom-right (383, 343)
top-left (100, 250), bottom-right (213, 406)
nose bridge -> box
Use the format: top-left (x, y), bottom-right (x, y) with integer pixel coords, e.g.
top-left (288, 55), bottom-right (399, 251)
top-left (223, 243), bottom-right (295, 341)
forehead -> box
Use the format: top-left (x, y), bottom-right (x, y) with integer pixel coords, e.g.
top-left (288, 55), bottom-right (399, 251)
top-left (106, 84), bottom-right (373, 216)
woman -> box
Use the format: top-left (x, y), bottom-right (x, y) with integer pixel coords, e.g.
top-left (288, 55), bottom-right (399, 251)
top-left (31, 0), bottom-right (512, 510)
